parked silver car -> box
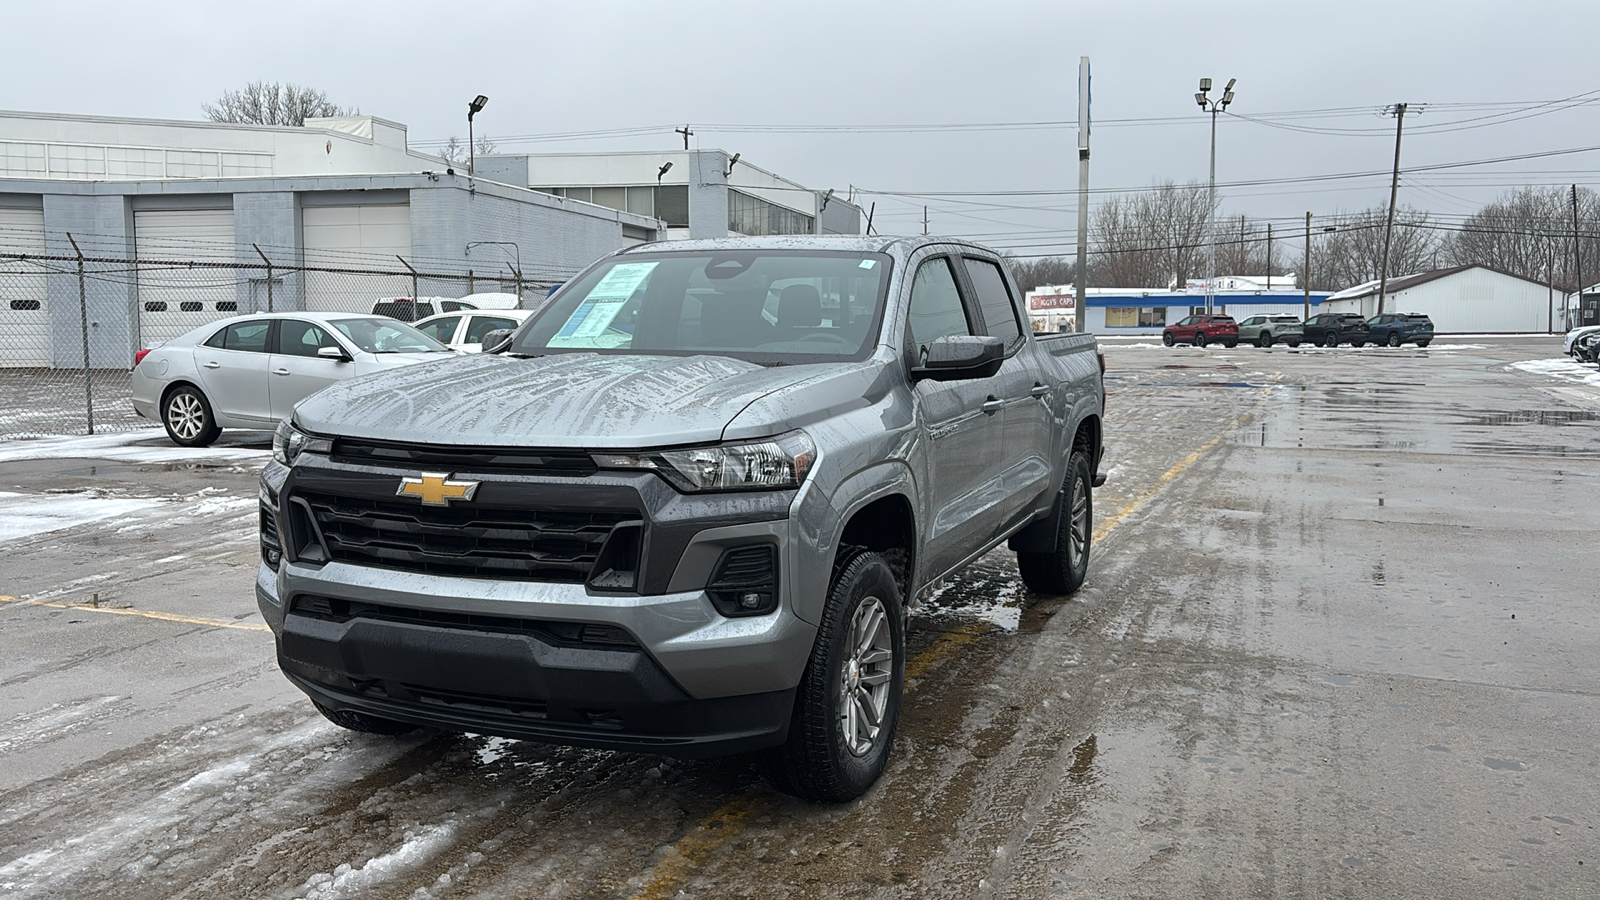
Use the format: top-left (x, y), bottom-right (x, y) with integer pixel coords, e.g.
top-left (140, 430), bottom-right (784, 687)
top-left (412, 309), bottom-right (534, 353)
top-left (132, 312), bottom-right (455, 446)
top-left (1236, 314), bottom-right (1303, 348)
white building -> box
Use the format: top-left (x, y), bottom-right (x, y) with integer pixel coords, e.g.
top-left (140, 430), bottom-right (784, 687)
top-left (1028, 282), bottom-right (1332, 336)
top-left (1322, 265), bottom-right (1561, 333)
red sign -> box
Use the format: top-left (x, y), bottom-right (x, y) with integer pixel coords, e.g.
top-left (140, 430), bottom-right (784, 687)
top-left (1029, 293), bottom-right (1076, 310)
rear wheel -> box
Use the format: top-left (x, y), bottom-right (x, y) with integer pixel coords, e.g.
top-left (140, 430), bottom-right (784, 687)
top-left (1194, 332), bottom-right (1208, 348)
top-left (162, 384), bottom-right (221, 448)
top-left (1352, 341), bottom-right (1366, 348)
top-left (312, 701), bottom-right (419, 736)
top-left (1224, 340), bottom-right (1238, 348)
top-left (1258, 332), bottom-right (1273, 348)
top-left (1017, 449), bottom-right (1093, 595)
top-left (1322, 333), bottom-right (1339, 348)
top-left (1387, 332), bottom-right (1402, 347)
top-left (1161, 332), bottom-right (1175, 347)
top-left (1417, 340), bottom-right (1431, 348)
top-left (759, 550), bottom-right (904, 802)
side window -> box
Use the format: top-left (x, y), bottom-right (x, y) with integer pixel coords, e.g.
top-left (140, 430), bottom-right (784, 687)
top-left (1177, 316), bottom-right (1195, 326)
top-left (962, 258), bottom-right (1022, 346)
top-left (203, 327), bottom-right (227, 349)
top-left (907, 257), bottom-right (973, 359)
top-left (465, 315), bottom-right (518, 344)
top-left (221, 320), bottom-right (271, 353)
top-left (414, 317), bottom-right (459, 342)
top-left (277, 319), bottom-right (339, 358)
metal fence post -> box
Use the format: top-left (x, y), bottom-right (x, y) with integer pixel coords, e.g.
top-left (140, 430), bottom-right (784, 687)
top-left (254, 244), bottom-right (274, 312)
top-left (512, 265), bottom-right (524, 309)
top-left (66, 233), bottom-right (94, 435)
top-left (398, 256), bottom-right (419, 305)
top-left (468, 269), bottom-right (475, 295)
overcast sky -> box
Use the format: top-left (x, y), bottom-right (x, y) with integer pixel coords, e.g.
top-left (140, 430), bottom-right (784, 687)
top-left (4, 0), bottom-right (1595, 258)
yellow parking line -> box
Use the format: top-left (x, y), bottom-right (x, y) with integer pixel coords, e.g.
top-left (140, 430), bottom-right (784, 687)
top-left (1092, 407), bottom-right (1255, 543)
top-left (0, 595), bottom-right (269, 632)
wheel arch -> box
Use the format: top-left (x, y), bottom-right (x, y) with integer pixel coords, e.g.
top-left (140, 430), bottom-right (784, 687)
top-left (834, 493), bottom-right (916, 602)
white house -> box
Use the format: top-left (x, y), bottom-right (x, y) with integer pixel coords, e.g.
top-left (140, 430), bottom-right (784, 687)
top-left (1322, 266), bottom-right (1561, 333)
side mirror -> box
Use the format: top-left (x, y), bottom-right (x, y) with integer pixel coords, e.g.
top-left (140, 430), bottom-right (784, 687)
top-left (316, 345), bottom-right (352, 362)
top-left (481, 328), bottom-right (515, 354)
top-left (912, 335), bottom-right (1006, 381)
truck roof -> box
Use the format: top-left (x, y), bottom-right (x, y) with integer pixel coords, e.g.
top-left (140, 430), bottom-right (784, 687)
top-left (617, 235), bottom-right (1003, 258)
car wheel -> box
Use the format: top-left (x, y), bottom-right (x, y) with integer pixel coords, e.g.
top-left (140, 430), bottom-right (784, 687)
top-left (1162, 332), bottom-right (1175, 347)
top-left (162, 384), bottom-right (222, 448)
top-left (1416, 340), bottom-right (1430, 348)
top-left (1224, 340), bottom-right (1238, 348)
top-left (1352, 341), bottom-right (1366, 348)
top-left (760, 549), bottom-right (904, 802)
top-left (1323, 333), bottom-right (1339, 348)
top-left (1387, 332), bottom-right (1402, 347)
top-left (1017, 449), bottom-right (1093, 596)
top-left (1258, 333), bottom-right (1273, 348)
top-left (312, 700), bottom-right (419, 735)
top-left (1287, 340), bottom-right (1302, 348)
top-left (1194, 332), bottom-right (1208, 348)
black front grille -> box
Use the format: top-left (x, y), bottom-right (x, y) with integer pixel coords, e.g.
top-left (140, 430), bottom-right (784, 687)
top-left (291, 595), bottom-right (639, 648)
top-left (293, 490), bottom-right (637, 582)
top-left (330, 438), bottom-right (598, 476)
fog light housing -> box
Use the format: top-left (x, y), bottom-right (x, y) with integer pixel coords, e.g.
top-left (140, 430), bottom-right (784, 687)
top-left (707, 545), bottom-right (778, 617)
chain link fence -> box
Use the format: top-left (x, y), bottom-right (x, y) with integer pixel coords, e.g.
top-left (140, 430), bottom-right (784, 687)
top-left (0, 250), bottom-right (557, 441)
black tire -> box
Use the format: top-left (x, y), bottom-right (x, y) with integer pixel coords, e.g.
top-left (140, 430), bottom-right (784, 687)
top-left (1017, 449), bottom-right (1093, 595)
top-left (1322, 333), bottom-right (1339, 348)
top-left (759, 550), bottom-right (905, 803)
top-left (1224, 340), bottom-right (1238, 348)
top-left (1161, 332), bottom-right (1175, 347)
top-left (1258, 333), bottom-right (1273, 348)
top-left (1387, 332), bottom-right (1402, 347)
top-left (1416, 340), bottom-right (1431, 348)
top-left (1287, 339), bottom-right (1302, 348)
top-left (312, 701), bottom-right (419, 736)
top-left (1351, 341), bottom-right (1366, 348)
top-left (162, 384), bottom-right (221, 447)
top-left (1194, 332), bottom-right (1208, 348)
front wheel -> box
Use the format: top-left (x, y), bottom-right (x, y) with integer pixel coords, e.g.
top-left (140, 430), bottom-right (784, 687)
top-left (1387, 332), bottom-right (1402, 347)
top-left (1287, 339), bottom-right (1302, 348)
top-left (1416, 340), bottom-right (1431, 348)
top-left (1161, 332), bottom-right (1175, 347)
top-left (759, 550), bottom-right (905, 802)
top-left (162, 384), bottom-right (221, 447)
top-left (1351, 341), bottom-right (1366, 348)
top-left (1017, 449), bottom-right (1093, 595)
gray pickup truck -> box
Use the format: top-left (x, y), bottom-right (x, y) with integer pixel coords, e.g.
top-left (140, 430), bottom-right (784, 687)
top-left (257, 236), bottom-right (1105, 801)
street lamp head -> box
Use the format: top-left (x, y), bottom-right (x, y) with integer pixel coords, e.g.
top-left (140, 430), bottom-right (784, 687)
top-left (468, 94), bottom-right (489, 117)
top-left (1224, 78), bottom-right (1237, 93)
top-left (1221, 90), bottom-right (1235, 108)
top-left (1199, 77), bottom-right (1212, 93)
top-left (656, 161), bottom-right (673, 183)
top-left (1195, 92), bottom-right (1208, 108)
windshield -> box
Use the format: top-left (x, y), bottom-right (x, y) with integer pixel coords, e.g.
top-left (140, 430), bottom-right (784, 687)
top-left (508, 250), bottom-right (892, 363)
top-left (330, 317), bottom-right (450, 353)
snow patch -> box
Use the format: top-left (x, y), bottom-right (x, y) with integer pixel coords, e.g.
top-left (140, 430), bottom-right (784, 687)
top-left (472, 735), bottom-right (517, 765)
top-left (0, 430), bottom-right (269, 465)
top-left (1510, 358), bottom-right (1600, 387)
top-left (0, 491), bottom-right (166, 542)
top-left (295, 823), bottom-right (456, 899)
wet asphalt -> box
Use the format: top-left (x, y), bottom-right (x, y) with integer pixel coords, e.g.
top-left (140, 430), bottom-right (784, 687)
top-left (1, 336), bottom-right (1597, 899)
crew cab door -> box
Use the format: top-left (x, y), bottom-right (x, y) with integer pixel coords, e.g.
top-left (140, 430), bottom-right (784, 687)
top-left (906, 253), bottom-right (1031, 578)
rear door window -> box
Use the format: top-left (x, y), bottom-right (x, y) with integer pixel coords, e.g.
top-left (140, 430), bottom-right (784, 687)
top-left (465, 315), bottom-right (519, 344)
top-left (414, 317), bottom-right (461, 343)
top-left (206, 319), bottom-right (272, 352)
top-left (961, 257), bottom-right (1022, 346)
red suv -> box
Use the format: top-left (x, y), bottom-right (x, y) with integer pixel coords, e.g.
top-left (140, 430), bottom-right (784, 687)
top-left (1162, 314), bottom-right (1238, 348)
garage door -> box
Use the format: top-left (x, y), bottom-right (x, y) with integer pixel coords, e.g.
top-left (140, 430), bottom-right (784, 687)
top-left (0, 207), bottom-right (48, 368)
top-left (302, 204), bottom-right (411, 312)
top-left (134, 208), bottom-right (238, 347)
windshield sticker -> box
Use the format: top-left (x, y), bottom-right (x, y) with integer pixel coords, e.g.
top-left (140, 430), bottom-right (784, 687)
top-left (859, 259), bottom-right (876, 269)
top-left (548, 262), bottom-right (655, 347)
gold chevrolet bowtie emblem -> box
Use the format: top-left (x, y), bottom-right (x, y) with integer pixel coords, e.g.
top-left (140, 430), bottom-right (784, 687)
top-left (396, 472), bottom-right (480, 506)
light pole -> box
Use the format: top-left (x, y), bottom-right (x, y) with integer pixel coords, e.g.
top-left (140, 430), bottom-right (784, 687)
top-left (1195, 77), bottom-right (1236, 315)
top-left (467, 94), bottom-right (489, 175)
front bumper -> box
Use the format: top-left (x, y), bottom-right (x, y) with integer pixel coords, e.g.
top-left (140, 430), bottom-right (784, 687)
top-left (256, 454), bottom-right (820, 756)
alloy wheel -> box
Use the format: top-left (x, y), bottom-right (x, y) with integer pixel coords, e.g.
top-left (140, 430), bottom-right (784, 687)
top-left (839, 596), bottom-right (894, 757)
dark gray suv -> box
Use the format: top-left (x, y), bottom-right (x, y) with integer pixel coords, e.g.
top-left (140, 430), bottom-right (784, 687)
top-left (1303, 313), bottom-right (1369, 348)
top-left (1366, 313), bottom-right (1434, 347)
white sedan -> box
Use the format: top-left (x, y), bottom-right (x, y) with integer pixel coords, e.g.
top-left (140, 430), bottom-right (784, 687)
top-left (412, 309), bottom-right (533, 353)
top-left (132, 312), bottom-right (456, 446)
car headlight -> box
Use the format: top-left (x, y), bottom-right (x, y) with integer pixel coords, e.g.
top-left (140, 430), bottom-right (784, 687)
top-left (593, 430), bottom-right (815, 493)
top-left (272, 419), bottom-right (332, 466)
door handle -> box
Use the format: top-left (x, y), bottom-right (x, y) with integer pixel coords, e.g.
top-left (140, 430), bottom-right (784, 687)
top-left (982, 397), bottom-right (1004, 414)
top-left (202, 361), bottom-right (220, 369)
top-left (1030, 383), bottom-right (1051, 398)
top-left (273, 368), bottom-right (290, 376)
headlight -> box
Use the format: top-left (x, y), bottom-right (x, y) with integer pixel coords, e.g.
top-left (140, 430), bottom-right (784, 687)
top-left (593, 430), bottom-right (815, 493)
top-left (272, 419), bottom-right (331, 466)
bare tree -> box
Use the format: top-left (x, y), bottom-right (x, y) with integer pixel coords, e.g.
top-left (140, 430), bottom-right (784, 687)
top-left (436, 134), bottom-right (497, 167)
top-left (1309, 205), bottom-right (1439, 290)
top-left (1005, 256), bottom-right (1081, 293)
top-left (203, 81), bottom-right (357, 126)
top-left (1442, 186), bottom-right (1600, 291)
top-left (1091, 181), bottom-right (1213, 288)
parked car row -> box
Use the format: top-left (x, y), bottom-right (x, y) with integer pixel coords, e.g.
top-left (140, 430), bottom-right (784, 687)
top-left (1162, 313), bottom-right (1434, 348)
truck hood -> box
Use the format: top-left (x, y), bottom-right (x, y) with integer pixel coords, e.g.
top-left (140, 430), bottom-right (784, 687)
top-left (291, 352), bottom-right (842, 448)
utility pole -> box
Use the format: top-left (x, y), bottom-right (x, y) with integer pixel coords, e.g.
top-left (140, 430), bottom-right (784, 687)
top-left (1574, 184), bottom-right (1586, 327)
top-left (675, 125), bottom-right (694, 150)
top-left (1075, 56), bottom-right (1091, 334)
top-left (1548, 238), bottom-right (1556, 334)
top-left (1266, 222), bottom-right (1273, 288)
top-left (1377, 102), bottom-right (1413, 316)
top-left (1303, 212), bottom-right (1311, 322)
top-left (922, 206), bottom-right (929, 236)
